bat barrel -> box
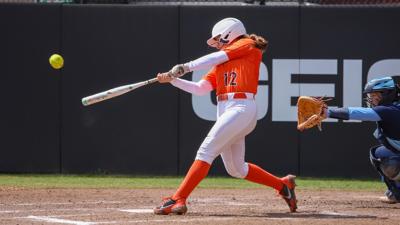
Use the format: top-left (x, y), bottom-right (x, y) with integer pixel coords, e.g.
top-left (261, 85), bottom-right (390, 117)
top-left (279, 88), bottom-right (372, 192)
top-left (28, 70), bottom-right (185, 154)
top-left (81, 78), bottom-right (158, 106)
top-left (81, 92), bottom-right (111, 106)
top-left (82, 97), bottom-right (98, 106)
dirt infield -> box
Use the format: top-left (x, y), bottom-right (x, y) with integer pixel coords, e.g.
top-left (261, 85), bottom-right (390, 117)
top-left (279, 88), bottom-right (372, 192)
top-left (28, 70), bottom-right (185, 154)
top-left (0, 187), bottom-right (399, 225)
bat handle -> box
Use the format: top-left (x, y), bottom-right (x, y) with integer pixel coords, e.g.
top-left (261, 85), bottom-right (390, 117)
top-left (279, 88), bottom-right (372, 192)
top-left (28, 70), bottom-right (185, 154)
top-left (146, 78), bottom-right (158, 85)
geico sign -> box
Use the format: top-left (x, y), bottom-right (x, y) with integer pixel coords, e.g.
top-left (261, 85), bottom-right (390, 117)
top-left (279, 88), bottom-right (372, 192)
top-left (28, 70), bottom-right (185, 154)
top-left (192, 59), bottom-right (400, 122)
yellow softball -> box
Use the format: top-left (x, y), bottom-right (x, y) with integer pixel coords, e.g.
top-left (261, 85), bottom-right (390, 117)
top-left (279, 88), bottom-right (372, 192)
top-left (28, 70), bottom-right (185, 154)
top-left (49, 54), bottom-right (64, 69)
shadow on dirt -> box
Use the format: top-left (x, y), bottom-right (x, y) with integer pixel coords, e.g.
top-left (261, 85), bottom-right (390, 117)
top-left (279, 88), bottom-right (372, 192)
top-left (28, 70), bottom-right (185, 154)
top-left (265, 212), bottom-right (380, 219)
top-left (200, 211), bottom-right (382, 220)
top-left (356, 205), bottom-right (400, 209)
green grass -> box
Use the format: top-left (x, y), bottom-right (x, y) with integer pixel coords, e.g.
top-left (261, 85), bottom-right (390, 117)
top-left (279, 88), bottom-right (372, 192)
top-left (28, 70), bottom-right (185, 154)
top-left (0, 174), bottom-right (386, 191)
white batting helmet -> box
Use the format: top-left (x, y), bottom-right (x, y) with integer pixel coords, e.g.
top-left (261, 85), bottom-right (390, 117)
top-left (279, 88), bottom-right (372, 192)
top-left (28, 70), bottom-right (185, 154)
top-left (207, 18), bottom-right (247, 48)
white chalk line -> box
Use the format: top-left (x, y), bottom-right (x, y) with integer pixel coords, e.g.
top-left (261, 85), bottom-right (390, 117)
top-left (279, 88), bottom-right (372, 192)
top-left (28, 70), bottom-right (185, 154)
top-left (1, 214), bottom-right (94, 222)
top-left (119, 209), bottom-right (153, 213)
top-left (26, 215), bottom-right (96, 225)
top-left (0, 207), bottom-right (155, 216)
top-left (0, 210), bottom-right (17, 213)
top-left (2, 201), bottom-right (122, 206)
top-left (22, 215), bottom-right (245, 225)
top-left (0, 207), bottom-right (121, 214)
top-left (12, 213), bottom-right (93, 219)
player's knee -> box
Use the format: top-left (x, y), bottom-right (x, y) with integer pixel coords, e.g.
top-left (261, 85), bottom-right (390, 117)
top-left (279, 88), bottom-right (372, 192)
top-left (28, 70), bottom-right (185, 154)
top-left (225, 164), bottom-right (248, 179)
top-left (195, 151), bottom-right (215, 165)
top-left (226, 168), bottom-right (243, 178)
top-left (370, 146), bottom-right (400, 181)
top-left (381, 158), bottom-right (400, 181)
top-left (195, 137), bottom-right (219, 164)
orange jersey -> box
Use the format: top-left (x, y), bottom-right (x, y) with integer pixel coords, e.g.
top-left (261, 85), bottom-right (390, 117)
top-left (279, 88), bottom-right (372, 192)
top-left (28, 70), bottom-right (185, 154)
top-left (202, 38), bottom-right (262, 96)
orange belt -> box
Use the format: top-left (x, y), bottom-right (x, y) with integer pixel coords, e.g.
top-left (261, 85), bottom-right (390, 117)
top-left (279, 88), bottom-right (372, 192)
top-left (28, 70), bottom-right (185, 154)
top-left (217, 93), bottom-right (253, 102)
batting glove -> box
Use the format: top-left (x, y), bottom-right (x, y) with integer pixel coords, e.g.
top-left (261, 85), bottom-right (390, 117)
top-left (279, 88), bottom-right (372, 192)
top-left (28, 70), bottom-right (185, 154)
top-left (170, 64), bottom-right (190, 78)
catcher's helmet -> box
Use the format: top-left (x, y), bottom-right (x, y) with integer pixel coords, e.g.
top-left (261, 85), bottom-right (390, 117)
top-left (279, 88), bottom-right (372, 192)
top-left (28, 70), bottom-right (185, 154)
top-left (364, 76), bottom-right (400, 107)
top-left (207, 18), bottom-right (247, 48)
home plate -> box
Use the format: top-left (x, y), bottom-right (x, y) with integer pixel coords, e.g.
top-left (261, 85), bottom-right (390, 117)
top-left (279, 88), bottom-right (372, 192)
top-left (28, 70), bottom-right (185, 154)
top-left (319, 211), bottom-right (357, 217)
top-left (119, 209), bottom-right (153, 213)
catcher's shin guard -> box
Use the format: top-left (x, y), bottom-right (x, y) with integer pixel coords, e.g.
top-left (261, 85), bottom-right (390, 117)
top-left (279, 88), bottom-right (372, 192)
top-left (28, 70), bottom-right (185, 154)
top-left (370, 146), bottom-right (400, 201)
top-left (279, 175), bottom-right (297, 212)
top-left (154, 197), bottom-right (187, 215)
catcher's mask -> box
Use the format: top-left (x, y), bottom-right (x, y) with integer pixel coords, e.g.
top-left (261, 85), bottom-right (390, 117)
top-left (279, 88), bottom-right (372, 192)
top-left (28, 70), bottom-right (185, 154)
top-left (207, 18), bottom-right (247, 49)
top-left (370, 147), bottom-right (400, 181)
top-left (363, 76), bottom-right (400, 107)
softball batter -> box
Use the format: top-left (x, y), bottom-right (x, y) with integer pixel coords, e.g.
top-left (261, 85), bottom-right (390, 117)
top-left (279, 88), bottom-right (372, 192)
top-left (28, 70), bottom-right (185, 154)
top-left (154, 18), bottom-right (297, 215)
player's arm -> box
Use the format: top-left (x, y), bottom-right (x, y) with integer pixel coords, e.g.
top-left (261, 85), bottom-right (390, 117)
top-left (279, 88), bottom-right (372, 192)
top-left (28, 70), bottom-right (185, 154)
top-left (157, 72), bottom-right (213, 96)
top-left (164, 51), bottom-right (228, 79)
top-left (170, 78), bottom-right (213, 96)
top-left (327, 107), bottom-right (382, 121)
top-left (184, 51), bottom-right (229, 72)
top-left (185, 40), bottom-right (255, 70)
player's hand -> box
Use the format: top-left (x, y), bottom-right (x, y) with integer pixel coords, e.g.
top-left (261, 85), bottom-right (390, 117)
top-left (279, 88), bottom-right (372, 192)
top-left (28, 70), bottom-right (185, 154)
top-left (170, 64), bottom-right (190, 78)
top-left (157, 72), bottom-right (174, 83)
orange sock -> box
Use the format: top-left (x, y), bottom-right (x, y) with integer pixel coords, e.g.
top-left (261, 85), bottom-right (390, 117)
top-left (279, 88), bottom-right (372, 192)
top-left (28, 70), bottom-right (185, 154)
top-left (172, 160), bottom-right (211, 200)
top-left (245, 163), bottom-right (283, 191)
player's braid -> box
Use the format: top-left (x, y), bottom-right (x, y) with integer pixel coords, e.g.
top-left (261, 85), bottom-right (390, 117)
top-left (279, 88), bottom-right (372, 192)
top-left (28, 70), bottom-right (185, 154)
top-left (248, 34), bottom-right (268, 52)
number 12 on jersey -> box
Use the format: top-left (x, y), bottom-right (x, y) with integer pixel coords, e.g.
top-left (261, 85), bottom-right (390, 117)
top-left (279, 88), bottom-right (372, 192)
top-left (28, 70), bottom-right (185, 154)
top-left (224, 71), bottom-right (237, 86)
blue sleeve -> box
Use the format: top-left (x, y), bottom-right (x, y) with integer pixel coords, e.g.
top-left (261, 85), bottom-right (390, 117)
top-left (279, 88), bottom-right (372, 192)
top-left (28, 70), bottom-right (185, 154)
top-left (348, 107), bottom-right (382, 121)
top-left (327, 108), bottom-right (349, 120)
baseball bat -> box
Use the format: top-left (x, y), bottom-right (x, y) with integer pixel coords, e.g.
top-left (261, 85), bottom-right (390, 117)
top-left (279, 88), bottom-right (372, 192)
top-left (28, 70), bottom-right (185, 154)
top-left (81, 77), bottom-right (158, 106)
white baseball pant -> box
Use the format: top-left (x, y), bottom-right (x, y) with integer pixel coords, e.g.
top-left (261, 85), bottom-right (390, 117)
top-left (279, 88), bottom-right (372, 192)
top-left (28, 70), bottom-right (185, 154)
top-left (195, 94), bottom-right (257, 178)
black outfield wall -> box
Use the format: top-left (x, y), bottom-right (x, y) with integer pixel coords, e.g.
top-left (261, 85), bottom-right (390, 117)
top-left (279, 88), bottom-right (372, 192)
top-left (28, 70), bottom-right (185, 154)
top-left (0, 4), bottom-right (61, 173)
top-left (61, 5), bottom-right (180, 174)
top-left (0, 3), bottom-right (399, 178)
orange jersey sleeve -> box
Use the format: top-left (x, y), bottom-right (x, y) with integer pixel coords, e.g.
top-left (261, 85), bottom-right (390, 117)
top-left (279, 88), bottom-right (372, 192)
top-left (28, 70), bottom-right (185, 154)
top-left (202, 67), bottom-right (217, 90)
top-left (203, 38), bottom-right (263, 96)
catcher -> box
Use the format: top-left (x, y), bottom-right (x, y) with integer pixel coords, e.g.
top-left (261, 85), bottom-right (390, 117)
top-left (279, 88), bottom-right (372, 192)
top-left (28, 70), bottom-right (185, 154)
top-left (298, 76), bottom-right (400, 203)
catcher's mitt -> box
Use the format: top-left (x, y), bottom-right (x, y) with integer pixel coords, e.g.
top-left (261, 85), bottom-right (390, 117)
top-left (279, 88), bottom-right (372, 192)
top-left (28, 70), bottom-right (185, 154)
top-left (297, 96), bottom-right (329, 131)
